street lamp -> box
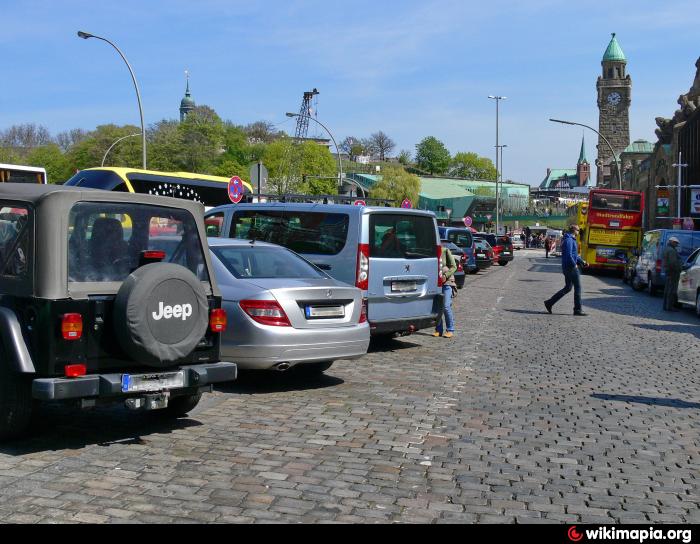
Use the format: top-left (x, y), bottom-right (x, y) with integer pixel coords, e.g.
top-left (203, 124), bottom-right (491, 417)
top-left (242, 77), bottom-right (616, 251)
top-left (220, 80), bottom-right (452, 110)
top-left (78, 31), bottom-right (147, 169)
top-left (549, 118), bottom-right (621, 190)
top-left (489, 96), bottom-right (507, 235)
top-left (102, 133), bottom-right (141, 167)
top-left (285, 112), bottom-right (343, 187)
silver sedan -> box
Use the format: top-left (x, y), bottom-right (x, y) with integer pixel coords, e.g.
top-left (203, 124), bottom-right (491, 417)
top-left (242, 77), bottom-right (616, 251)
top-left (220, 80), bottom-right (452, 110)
top-left (208, 238), bottom-right (370, 373)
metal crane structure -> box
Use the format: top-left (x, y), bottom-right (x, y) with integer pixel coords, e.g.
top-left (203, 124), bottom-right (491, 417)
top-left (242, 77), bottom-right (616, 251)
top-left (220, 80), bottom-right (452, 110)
top-left (294, 88), bottom-right (319, 141)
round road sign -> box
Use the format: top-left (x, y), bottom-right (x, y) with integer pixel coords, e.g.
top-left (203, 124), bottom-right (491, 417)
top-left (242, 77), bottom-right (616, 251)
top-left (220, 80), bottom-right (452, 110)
top-left (401, 199), bottom-right (412, 209)
top-left (228, 176), bottom-right (245, 204)
top-left (354, 200), bottom-right (366, 207)
top-left (463, 216), bottom-right (473, 227)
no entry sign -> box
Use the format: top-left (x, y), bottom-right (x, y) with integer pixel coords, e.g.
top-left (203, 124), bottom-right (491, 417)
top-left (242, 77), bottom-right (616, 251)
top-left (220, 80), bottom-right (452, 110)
top-left (228, 176), bottom-right (245, 204)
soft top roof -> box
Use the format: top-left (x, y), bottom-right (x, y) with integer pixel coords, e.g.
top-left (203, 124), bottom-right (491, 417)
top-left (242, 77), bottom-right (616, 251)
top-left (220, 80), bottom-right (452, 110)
top-left (0, 183), bottom-right (205, 216)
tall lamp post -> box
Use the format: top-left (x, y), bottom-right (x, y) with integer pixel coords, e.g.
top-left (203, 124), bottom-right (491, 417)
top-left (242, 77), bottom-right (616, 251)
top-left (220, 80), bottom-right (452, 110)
top-left (102, 133), bottom-right (141, 166)
top-left (78, 31), bottom-right (147, 169)
top-left (286, 113), bottom-right (343, 187)
top-left (489, 96), bottom-right (507, 234)
top-left (549, 118), bottom-right (621, 190)
top-left (496, 144), bottom-right (508, 221)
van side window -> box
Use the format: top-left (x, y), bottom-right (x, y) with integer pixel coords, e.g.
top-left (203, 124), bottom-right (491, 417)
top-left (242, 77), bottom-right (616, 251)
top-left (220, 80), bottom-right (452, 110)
top-left (205, 212), bottom-right (224, 237)
top-left (0, 205), bottom-right (30, 279)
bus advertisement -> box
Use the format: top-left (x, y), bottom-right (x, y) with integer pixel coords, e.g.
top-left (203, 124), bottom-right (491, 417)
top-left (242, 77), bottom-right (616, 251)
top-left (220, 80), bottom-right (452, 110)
top-left (580, 189), bottom-right (644, 272)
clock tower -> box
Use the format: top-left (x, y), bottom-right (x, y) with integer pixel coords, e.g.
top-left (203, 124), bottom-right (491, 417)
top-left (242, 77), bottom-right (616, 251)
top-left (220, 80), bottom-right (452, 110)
top-left (596, 33), bottom-right (631, 187)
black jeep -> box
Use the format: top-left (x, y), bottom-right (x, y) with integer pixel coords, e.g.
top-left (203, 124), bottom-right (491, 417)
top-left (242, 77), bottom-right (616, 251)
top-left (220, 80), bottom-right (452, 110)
top-left (0, 184), bottom-right (237, 439)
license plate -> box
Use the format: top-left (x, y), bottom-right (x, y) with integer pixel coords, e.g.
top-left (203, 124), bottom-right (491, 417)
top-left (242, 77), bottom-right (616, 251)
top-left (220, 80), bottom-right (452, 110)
top-left (305, 305), bottom-right (345, 318)
top-left (392, 281), bottom-right (418, 293)
top-left (503, 252), bottom-right (511, 255)
top-left (121, 371), bottom-right (185, 393)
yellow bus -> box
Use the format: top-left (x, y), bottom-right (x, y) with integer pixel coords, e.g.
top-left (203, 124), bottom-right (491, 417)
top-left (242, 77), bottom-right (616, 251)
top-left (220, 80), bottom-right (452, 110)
top-left (64, 167), bottom-right (253, 209)
top-left (0, 163), bottom-right (48, 184)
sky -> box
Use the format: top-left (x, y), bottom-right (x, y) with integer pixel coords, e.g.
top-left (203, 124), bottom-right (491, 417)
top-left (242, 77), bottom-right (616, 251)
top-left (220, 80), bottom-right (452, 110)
top-left (1, 0), bottom-right (698, 186)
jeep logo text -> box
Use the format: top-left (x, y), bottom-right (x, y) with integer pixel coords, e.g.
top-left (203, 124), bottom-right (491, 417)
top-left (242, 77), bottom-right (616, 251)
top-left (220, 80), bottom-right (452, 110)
top-left (152, 302), bottom-right (193, 321)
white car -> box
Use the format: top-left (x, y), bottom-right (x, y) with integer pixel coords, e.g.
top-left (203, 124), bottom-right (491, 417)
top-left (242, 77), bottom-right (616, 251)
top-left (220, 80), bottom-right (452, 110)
top-left (511, 236), bottom-right (525, 250)
top-left (677, 248), bottom-right (700, 315)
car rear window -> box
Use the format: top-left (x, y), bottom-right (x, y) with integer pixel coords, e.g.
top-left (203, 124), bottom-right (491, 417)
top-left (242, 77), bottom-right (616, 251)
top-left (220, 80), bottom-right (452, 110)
top-left (370, 214), bottom-right (436, 259)
top-left (212, 245), bottom-right (325, 279)
top-left (230, 211), bottom-right (350, 256)
top-left (68, 202), bottom-right (209, 283)
top-left (447, 230), bottom-right (473, 247)
top-left (0, 205), bottom-right (30, 279)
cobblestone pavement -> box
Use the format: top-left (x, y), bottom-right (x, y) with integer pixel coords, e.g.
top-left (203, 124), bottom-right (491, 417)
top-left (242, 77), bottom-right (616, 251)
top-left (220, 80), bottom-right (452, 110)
top-left (0, 249), bottom-right (699, 524)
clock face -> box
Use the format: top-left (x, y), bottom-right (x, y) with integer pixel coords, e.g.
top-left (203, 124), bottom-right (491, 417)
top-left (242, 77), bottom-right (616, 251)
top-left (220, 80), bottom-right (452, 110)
top-left (607, 92), bottom-right (622, 106)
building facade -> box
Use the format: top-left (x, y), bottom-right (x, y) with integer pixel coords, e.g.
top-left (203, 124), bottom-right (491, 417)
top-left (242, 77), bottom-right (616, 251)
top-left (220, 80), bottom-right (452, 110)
top-left (596, 33), bottom-right (632, 188)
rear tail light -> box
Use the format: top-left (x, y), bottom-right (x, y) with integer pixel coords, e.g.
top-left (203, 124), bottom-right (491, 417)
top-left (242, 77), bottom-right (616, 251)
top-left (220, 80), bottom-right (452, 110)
top-left (437, 245), bottom-right (444, 287)
top-left (359, 299), bottom-right (368, 324)
top-left (239, 300), bottom-right (291, 327)
top-left (656, 259), bottom-right (662, 274)
top-left (460, 253), bottom-right (467, 263)
top-left (209, 308), bottom-right (227, 333)
top-left (356, 244), bottom-right (370, 290)
top-left (457, 262), bottom-right (463, 272)
top-left (64, 364), bottom-right (86, 378)
top-left (139, 250), bottom-right (166, 266)
top-left (61, 313), bottom-right (83, 340)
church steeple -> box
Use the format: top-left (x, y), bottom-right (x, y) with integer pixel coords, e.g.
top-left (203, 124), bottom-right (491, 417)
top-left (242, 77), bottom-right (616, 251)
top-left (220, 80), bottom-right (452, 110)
top-left (578, 134), bottom-right (589, 165)
top-left (577, 135), bottom-right (591, 186)
top-left (180, 70), bottom-right (195, 122)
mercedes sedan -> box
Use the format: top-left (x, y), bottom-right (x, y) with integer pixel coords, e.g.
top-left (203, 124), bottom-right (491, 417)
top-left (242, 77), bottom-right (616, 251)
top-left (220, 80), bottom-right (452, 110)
top-left (208, 238), bottom-right (370, 374)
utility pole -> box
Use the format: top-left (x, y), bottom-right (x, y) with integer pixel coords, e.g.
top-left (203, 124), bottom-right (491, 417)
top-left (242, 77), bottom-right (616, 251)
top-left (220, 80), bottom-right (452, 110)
top-left (489, 96), bottom-right (507, 235)
top-left (672, 152), bottom-right (688, 220)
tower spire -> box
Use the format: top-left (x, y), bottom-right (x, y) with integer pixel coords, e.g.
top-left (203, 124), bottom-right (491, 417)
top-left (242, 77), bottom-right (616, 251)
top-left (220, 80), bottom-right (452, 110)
top-left (578, 134), bottom-right (588, 164)
top-left (180, 69), bottom-right (195, 122)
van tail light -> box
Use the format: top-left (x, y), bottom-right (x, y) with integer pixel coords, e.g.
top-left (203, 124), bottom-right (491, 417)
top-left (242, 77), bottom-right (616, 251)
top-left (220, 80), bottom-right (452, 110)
top-left (239, 300), bottom-right (291, 327)
top-left (61, 313), bottom-right (83, 340)
top-left (457, 262), bottom-right (463, 272)
top-left (437, 245), bottom-right (444, 287)
top-left (64, 364), bottom-right (86, 378)
top-left (209, 308), bottom-right (227, 333)
top-left (359, 299), bottom-right (368, 324)
top-left (656, 259), bottom-right (662, 274)
top-left (356, 243), bottom-right (370, 291)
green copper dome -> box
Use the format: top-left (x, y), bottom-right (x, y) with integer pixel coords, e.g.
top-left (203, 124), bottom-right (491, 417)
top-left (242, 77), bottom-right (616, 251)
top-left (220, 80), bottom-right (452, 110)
top-left (578, 135), bottom-right (588, 164)
top-left (603, 33), bottom-right (626, 63)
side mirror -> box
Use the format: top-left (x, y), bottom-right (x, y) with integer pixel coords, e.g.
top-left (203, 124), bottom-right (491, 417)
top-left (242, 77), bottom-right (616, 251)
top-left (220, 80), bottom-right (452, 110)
top-left (682, 263), bottom-right (692, 271)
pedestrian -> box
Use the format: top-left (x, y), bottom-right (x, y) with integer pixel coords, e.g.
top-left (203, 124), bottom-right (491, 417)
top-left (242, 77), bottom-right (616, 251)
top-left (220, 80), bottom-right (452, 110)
top-left (544, 235), bottom-right (551, 258)
top-left (434, 246), bottom-right (458, 339)
top-left (544, 224), bottom-right (589, 316)
top-left (662, 236), bottom-right (682, 312)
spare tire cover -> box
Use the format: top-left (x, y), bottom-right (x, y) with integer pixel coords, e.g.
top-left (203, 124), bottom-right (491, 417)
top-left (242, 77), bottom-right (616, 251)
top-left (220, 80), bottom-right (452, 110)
top-left (114, 263), bottom-right (209, 367)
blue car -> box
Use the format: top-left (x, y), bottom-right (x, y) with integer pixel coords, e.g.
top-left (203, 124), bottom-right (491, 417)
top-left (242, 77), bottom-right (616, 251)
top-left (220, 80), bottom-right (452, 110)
top-left (439, 227), bottom-right (477, 274)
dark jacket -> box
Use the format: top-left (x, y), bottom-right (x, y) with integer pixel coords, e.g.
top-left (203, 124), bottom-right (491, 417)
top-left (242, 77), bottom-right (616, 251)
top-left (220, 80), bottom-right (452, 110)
top-left (662, 244), bottom-right (681, 275)
top-left (560, 232), bottom-right (584, 270)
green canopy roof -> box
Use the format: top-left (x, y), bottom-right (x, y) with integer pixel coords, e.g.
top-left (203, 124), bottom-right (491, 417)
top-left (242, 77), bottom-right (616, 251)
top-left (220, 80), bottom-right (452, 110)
top-left (603, 33), bottom-right (626, 63)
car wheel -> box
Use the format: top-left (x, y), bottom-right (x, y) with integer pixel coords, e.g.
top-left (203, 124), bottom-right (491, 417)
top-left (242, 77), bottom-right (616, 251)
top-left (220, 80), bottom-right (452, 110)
top-left (499, 261), bottom-right (509, 267)
top-left (295, 362), bottom-right (333, 375)
top-left (164, 393), bottom-right (202, 417)
top-left (0, 363), bottom-right (34, 440)
top-left (631, 273), bottom-right (643, 291)
top-left (695, 292), bottom-right (700, 318)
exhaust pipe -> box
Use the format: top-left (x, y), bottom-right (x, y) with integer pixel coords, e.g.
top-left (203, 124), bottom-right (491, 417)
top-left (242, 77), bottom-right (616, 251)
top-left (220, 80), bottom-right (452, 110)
top-left (274, 363), bottom-right (291, 372)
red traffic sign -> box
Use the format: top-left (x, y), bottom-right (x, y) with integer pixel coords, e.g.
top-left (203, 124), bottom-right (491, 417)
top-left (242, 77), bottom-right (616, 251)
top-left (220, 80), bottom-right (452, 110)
top-left (228, 176), bottom-right (245, 204)
top-left (354, 200), bottom-right (366, 207)
top-left (463, 216), bottom-right (473, 227)
top-left (401, 199), bottom-right (412, 209)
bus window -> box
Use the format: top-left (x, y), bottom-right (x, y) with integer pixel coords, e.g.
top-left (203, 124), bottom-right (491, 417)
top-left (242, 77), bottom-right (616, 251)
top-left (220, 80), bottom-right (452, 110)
top-left (0, 164), bottom-right (47, 184)
top-left (591, 193), bottom-right (642, 211)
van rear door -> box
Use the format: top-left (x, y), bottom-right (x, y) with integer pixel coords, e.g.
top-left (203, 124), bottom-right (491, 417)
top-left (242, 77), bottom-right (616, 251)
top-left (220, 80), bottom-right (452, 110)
top-left (365, 212), bottom-right (439, 325)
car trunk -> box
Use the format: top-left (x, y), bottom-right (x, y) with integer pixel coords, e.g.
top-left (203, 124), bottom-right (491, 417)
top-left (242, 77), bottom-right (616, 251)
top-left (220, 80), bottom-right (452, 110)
top-left (243, 278), bottom-right (362, 330)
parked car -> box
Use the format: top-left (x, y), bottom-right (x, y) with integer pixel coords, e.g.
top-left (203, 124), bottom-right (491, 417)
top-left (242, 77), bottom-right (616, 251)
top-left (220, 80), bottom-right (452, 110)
top-left (511, 236), bottom-right (525, 250)
top-left (677, 248), bottom-right (700, 315)
top-left (439, 227), bottom-right (477, 274)
top-left (440, 241), bottom-right (466, 289)
top-left (634, 229), bottom-right (700, 294)
top-left (0, 184), bottom-right (238, 439)
top-left (475, 233), bottom-right (514, 266)
top-left (206, 203), bottom-right (443, 338)
top-left (208, 238), bottom-right (370, 373)
top-left (473, 238), bottom-right (494, 270)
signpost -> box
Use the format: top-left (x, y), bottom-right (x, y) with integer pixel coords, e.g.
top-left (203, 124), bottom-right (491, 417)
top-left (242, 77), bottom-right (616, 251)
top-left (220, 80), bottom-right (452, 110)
top-left (228, 176), bottom-right (245, 204)
top-left (401, 199), bottom-right (412, 209)
top-left (249, 162), bottom-right (268, 201)
top-left (683, 217), bottom-right (695, 231)
top-left (463, 216), bottom-right (473, 227)
top-left (354, 200), bottom-right (366, 207)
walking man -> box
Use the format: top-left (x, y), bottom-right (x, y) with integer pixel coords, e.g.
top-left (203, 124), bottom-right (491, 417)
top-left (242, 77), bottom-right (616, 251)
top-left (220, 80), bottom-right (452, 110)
top-left (434, 246), bottom-right (458, 339)
top-left (544, 225), bottom-right (588, 316)
top-left (663, 236), bottom-right (682, 312)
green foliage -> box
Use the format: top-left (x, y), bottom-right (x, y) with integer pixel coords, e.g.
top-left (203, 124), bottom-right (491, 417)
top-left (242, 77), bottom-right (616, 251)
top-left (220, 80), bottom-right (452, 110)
top-left (176, 106), bottom-right (225, 173)
top-left (264, 139), bottom-right (337, 195)
top-left (397, 149), bottom-right (412, 165)
top-left (65, 124), bottom-right (143, 172)
top-left (212, 158), bottom-right (248, 180)
top-left (370, 165), bottom-right (420, 206)
top-left (450, 152), bottom-right (497, 180)
top-left (415, 137), bottom-right (451, 175)
top-left (25, 144), bottom-right (72, 183)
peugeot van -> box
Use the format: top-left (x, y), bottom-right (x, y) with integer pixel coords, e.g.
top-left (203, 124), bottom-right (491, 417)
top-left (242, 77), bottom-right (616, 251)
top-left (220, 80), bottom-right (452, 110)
top-left (634, 229), bottom-right (700, 294)
top-left (206, 203), bottom-right (443, 337)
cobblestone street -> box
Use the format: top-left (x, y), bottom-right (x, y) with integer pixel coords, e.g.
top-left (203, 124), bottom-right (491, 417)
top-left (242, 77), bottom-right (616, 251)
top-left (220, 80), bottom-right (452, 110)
top-left (0, 249), bottom-right (698, 524)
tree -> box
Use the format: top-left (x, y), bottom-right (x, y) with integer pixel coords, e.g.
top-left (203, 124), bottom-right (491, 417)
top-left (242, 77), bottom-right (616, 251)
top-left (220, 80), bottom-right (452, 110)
top-left (0, 124), bottom-right (52, 155)
top-left (25, 144), bottom-right (72, 183)
top-left (298, 142), bottom-right (337, 195)
top-left (55, 129), bottom-right (89, 152)
top-left (65, 124), bottom-right (143, 172)
top-left (361, 137), bottom-right (378, 159)
top-left (177, 106), bottom-right (225, 172)
top-left (147, 120), bottom-right (184, 172)
top-left (415, 137), bottom-right (451, 175)
top-left (340, 137), bottom-right (364, 162)
top-left (245, 121), bottom-right (279, 144)
top-left (397, 149), bottom-right (412, 165)
top-left (368, 131), bottom-right (395, 162)
top-left (450, 152), bottom-right (497, 180)
top-left (370, 165), bottom-right (420, 206)
top-left (263, 139), bottom-right (336, 195)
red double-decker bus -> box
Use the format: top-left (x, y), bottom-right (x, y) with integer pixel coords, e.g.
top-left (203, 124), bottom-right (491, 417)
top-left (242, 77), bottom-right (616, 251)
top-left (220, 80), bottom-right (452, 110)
top-left (579, 189), bottom-right (644, 272)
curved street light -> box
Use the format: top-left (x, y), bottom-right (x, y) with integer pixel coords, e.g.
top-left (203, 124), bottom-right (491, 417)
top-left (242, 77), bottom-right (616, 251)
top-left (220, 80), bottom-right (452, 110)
top-left (549, 118), bottom-right (621, 190)
top-left (102, 133), bottom-right (142, 167)
top-left (78, 31), bottom-right (147, 169)
top-left (285, 113), bottom-right (343, 187)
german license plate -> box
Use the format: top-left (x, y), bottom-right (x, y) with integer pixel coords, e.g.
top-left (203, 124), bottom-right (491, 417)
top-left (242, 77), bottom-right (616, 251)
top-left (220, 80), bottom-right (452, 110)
top-left (392, 281), bottom-right (418, 292)
top-left (121, 371), bottom-right (185, 393)
top-left (305, 305), bottom-right (345, 319)
top-left (503, 251), bottom-right (511, 255)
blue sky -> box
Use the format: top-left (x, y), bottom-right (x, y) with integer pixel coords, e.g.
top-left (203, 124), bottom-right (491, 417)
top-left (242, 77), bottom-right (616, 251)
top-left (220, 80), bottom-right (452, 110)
top-left (1, 0), bottom-right (697, 186)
